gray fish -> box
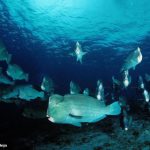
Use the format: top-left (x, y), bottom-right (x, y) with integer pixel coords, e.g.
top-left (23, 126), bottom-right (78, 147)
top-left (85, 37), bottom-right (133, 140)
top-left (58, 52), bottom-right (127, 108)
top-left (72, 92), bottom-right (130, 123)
top-left (112, 76), bottom-right (121, 86)
top-left (41, 76), bottom-right (54, 94)
top-left (96, 80), bottom-right (104, 101)
top-left (75, 42), bottom-right (87, 64)
top-left (121, 47), bottom-right (142, 72)
top-left (122, 70), bottom-right (131, 88)
top-left (0, 41), bottom-right (12, 64)
top-left (143, 89), bottom-right (149, 103)
top-left (2, 84), bottom-right (44, 101)
top-left (70, 42), bottom-right (87, 64)
top-left (83, 88), bottom-right (89, 96)
top-left (122, 109), bottom-right (132, 131)
top-left (47, 94), bottom-right (121, 127)
top-left (138, 76), bottom-right (145, 89)
top-left (18, 85), bottom-right (44, 101)
top-left (70, 81), bottom-right (80, 94)
top-left (6, 64), bottom-right (29, 81)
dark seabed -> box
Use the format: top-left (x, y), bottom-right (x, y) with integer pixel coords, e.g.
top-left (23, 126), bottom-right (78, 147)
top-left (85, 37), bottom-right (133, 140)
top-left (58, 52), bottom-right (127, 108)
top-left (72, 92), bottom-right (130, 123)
top-left (0, 0), bottom-right (150, 150)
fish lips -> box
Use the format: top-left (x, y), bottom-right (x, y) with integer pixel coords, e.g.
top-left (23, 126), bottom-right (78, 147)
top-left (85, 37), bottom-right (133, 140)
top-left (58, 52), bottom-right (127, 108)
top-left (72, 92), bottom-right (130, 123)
top-left (47, 115), bottom-right (55, 123)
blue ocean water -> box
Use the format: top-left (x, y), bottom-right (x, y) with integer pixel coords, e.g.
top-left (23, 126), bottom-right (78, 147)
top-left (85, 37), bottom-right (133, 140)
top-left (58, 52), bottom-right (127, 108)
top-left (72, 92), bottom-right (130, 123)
top-left (1, 0), bottom-right (150, 94)
top-left (0, 0), bottom-right (150, 149)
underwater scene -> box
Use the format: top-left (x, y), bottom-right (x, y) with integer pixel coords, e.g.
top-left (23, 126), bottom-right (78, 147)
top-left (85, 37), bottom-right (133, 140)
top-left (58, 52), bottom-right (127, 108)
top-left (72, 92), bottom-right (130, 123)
top-left (0, 0), bottom-right (150, 149)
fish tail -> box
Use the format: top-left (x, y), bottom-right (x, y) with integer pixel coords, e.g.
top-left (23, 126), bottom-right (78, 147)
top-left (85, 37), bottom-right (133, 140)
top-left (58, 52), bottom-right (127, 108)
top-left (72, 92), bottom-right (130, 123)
top-left (106, 101), bottom-right (121, 115)
top-left (39, 91), bottom-right (44, 99)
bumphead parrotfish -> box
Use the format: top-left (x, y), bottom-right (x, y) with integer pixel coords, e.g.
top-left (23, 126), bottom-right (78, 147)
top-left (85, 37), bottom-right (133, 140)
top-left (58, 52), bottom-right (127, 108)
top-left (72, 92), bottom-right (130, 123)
top-left (47, 94), bottom-right (121, 127)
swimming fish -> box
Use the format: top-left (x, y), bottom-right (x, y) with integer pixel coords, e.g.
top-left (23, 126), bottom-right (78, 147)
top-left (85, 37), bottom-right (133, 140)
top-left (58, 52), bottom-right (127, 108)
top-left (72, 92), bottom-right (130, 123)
top-left (74, 41), bottom-right (87, 64)
top-left (2, 84), bottom-right (44, 101)
top-left (0, 41), bottom-right (12, 64)
top-left (122, 70), bottom-right (131, 88)
top-left (41, 76), bottom-right (54, 94)
top-left (83, 88), bottom-right (89, 96)
top-left (6, 64), bottom-right (29, 81)
top-left (96, 80), bottom-right (104, 101)
top-left (138, 76), bottom-right (145, 89)
top-left (70, 81), bottom-right (80, 94)
top-left (47, 94), bottom-right (121, 127)
top-left (122, 109), bottom-right (132, 131)
top-left (143, 89), bottom-right (149, 103)
top-left (121, 47), bottom-right (142, 72)
top-left (112, 76), bottom-right (121, 86)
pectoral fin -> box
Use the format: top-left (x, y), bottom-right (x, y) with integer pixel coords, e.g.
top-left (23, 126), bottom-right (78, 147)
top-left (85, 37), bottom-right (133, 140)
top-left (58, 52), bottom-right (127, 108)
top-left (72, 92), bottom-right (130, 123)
top-left (69, 113), bottom-right (83, 119)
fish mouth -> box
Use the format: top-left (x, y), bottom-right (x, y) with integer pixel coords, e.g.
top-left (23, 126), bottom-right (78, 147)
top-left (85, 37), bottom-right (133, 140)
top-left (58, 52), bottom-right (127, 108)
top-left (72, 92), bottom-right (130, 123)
top-left (47, 115), bottom-right (55, 123)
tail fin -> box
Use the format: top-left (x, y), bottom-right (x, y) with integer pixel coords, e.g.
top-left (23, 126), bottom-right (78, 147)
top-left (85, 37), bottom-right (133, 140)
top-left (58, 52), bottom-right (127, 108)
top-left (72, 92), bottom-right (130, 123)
top-left (39, 91), bottom-right (44, 99)
top-left (106, 101), bottom-right (121, 115)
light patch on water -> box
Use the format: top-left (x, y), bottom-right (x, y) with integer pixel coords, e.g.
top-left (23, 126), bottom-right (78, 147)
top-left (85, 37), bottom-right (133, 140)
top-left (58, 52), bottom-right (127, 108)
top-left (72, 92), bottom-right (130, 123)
top-left (0, 0), bottom-right (150, 53)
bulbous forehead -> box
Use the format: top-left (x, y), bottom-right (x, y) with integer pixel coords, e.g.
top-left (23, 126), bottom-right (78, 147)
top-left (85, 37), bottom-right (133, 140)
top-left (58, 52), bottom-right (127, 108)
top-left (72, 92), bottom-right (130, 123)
top-left (49, 94), bottom-right (64, 105)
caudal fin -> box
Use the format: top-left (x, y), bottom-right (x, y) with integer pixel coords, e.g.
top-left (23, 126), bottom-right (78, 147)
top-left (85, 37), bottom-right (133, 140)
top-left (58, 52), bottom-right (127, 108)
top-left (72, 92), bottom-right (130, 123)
top-left (106, 101), bottom-right (121, 115)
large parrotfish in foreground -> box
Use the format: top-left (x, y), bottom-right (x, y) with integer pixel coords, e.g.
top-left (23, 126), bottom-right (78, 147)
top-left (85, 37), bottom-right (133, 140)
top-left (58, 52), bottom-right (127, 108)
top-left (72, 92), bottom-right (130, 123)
top-left (47, 94), bottom-right (121, 127)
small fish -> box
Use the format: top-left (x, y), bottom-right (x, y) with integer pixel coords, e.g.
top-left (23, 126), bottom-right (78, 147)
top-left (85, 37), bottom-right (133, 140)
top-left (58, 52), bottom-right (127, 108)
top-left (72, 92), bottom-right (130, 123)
top-left (6, 64), bottom-right (29, 81)
top-left (122, 109), bottom-right (132, 131)
top-left (83, 88), bottom-right (89, 96)
top-left (96, 80), bottom-right (104, 101)
top-left (0, 41), bottom-right (12, 64)
top-left (143, 89), bottom-right (149, 102)
top-left (73, 41), bottom-right (87, 64)
top-left (70, 81), bottom-right (80, 94)
top-left (121, 47), bottom-right (142, 72)
top-left (47, 94), bottom-right (121, 127)
top-left (41, 76), bottom-right (54, 94)
top-left (138, 76), bottom-right (145, 89)
top-left (112, 76), bottom-right (121, 86)
top-left (122, 70), bottom-right (131, 88)
top-left (2, 84), bottom-right (44, 101)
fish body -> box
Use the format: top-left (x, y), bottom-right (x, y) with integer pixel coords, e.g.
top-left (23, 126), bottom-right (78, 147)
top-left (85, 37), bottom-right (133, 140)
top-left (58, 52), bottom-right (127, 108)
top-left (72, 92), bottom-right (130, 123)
top-left (2, 85), bottom-right (44, 101)
top-left (47, 94), bottom-right (121, 127)
top-left (143, 89), bottom-right (149, 102)
top-left (96, 80), bottom-right (104, 100)
top-left (41, 76), bottom-right (54, 93)
top-left (70, 81), bottom-right (80, 94)
top-left (0, 41), bottom-right (12, 64)
top-left (74, 42), bottom-right (87, 64)
top-left (121, 47), bottom-right (142, 72)
top-left (122, 70), bottom-right (131, 88)
top-left (138, 76), bottom-right (145, 89)
top-left (6, 64), bottom-right (29, 81)
top-left (83, 88), bottom-right (89, 96)
top-left (18, 85), bottom-right (44, 101)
